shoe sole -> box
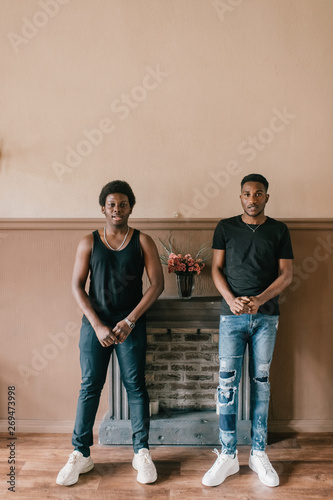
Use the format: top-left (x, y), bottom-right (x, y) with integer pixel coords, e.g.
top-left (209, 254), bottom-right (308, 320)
top-left (56, 462), bottom-right (94, 486)
top-left (248, 458), bottom-right (279, 487)
top-left (202, 460), bottom-right (240, 487)
top-left (135, 473), bottom-right (158, 484)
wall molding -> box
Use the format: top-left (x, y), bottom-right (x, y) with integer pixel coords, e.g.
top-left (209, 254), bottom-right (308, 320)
top-left (0, 218), bottom-right (333, 231)
top-left (268, 420), bottom-right (333, 433)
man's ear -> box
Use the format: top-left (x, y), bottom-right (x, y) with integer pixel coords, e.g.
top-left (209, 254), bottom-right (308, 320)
top-left (101, 206), bottom-right (106, 215)
top-left (266, 193), bottom-right (270, 203)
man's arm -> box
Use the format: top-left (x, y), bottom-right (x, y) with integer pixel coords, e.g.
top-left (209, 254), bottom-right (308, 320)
top-left (112, 233), bottom-right (164, 343)
top-left (247, 258), bottom-right (293, 314)
top-left (71, 234), bottom-right (118, 346)
top-left (212, 249), bottom-right (250, 315)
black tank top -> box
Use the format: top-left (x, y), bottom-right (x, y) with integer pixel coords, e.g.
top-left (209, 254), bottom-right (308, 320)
top-left (84, 228), bottom-right (144, 325)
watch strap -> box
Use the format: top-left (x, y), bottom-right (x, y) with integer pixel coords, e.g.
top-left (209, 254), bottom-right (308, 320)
top-left (125, 317), bottom-right (135, 329)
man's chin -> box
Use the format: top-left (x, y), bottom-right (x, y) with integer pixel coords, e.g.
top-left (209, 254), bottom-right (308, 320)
top-left (246, 209), bottom-right (263, 218)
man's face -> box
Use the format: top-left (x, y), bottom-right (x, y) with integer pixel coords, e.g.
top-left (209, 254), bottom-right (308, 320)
top-left (240, 181), bottom-right (269, 218)
top-left (102, 193), bottom-right (132, 226)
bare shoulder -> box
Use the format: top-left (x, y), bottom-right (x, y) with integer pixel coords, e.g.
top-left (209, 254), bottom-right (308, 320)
top-left (77, 232), bottom-right (94, 254)
top-left (139, 231), bottom-right (156, 249)
top-left (139, 232), bottom-right (161, 259)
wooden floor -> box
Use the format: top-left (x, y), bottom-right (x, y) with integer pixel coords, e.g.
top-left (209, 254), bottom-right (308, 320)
top-left (1, 433), bottom-right (332, 499)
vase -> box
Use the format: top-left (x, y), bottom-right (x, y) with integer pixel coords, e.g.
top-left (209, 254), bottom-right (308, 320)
top-left (176, 274), bottom-right (195, 299)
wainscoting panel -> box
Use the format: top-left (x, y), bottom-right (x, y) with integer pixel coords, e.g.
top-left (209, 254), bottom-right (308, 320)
top-left (0, 218), bottom-right (332, 433)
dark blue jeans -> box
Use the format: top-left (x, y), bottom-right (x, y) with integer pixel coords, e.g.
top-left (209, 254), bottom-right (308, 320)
top-left (72, 317), bottom-right (150, 456)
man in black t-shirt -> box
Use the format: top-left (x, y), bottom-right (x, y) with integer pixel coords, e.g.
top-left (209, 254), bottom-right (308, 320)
top-left (202, 174), bottom-right (293, 489)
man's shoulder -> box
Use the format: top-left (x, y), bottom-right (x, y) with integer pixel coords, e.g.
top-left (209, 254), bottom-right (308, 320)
top-left (265, 217), bottom-right (289, 231)
top-left (216, 215), bottom-right (241, 228)
top-left (78, 232), bottom-right (95, 249)
top-left (138, 230), bottom-right (154, 246)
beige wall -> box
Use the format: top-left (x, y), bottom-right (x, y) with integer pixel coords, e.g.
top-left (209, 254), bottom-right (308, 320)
top-left (1, 0), bottom-right (333, 218)
top-left (1, 1), bottom-right (333, 433)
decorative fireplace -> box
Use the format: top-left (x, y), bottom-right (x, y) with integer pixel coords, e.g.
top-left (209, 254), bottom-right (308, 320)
top-left (99, 297), bottom-right (251, 446)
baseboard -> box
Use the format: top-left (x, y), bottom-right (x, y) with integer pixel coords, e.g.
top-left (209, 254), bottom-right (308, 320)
top-left (0, 419), bottom-right (97, 433)
top-left (268, 420), bottom-right (333, 433)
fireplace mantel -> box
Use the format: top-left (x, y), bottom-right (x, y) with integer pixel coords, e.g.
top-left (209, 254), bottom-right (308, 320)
top-left (146, 296), bottom-right (221, 329)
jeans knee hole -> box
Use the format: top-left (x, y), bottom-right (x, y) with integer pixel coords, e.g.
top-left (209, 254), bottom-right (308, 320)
top-left (254, 377), bottom-right (268, 383)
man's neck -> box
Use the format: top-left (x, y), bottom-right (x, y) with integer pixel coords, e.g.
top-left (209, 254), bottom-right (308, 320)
top-left (105, 222), bottom-right (129, 235)
top-left (241, 213), bottom-right (267, 225)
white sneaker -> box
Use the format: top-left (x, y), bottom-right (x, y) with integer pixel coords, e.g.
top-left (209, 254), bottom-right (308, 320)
top-left (202, 449), bottom-right (239, 487)
top-left (249, 450), bottom-right (279, 487)
top-left (56, 451), bottom-right (94, 486)
top-left (132, 448), bottom-right (157, 484)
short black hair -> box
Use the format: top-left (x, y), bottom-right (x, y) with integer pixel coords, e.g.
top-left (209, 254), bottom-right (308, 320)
top-left (241, 173), bottom-right (269, 192)
top-left (99, 180), bottom-right (136, 207)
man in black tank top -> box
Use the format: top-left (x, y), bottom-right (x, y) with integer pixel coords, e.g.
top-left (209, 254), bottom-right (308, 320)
top-left (57, 181), bottom-right (164, 487)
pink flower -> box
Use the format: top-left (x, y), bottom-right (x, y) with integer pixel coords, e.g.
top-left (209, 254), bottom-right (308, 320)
top-left (164, 250), bottom-right (206, 275)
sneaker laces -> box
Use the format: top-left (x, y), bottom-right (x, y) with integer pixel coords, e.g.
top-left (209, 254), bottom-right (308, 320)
top-left (209, 449), bottom-right (229, 472)
top-left (254, 452), bottom-right (275, 474)
top-left (138, 452), bottom-right (152, 467)
top-left (66, 452), bottom-right (80, 469)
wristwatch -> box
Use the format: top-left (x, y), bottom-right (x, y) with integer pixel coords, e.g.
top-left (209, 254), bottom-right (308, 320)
top-left (124, 318), bottom-right (136, 329)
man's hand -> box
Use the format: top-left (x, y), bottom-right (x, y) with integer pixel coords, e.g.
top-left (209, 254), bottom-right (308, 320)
top-left (94, 324), bottom-right (118, 347)
top-left (112, 320), bottom-right (132, 344)
top-left (246, 296), bottom-right (261, 314)
top-left (229, 296), bottom-right (251, 315)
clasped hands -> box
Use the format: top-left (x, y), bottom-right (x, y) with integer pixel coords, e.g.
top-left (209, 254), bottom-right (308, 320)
top-left (229, 296), bottom-right (261, 315)
top-left (95, 320), bottom-right (131, 347)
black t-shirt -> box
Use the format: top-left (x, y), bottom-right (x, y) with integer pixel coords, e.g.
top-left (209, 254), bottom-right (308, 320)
top-left (212, 215), bottom-right (294, 315)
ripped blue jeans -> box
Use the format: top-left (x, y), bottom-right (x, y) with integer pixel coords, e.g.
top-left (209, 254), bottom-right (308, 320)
top-left (218, 314), bottom-right (279, 454)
